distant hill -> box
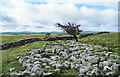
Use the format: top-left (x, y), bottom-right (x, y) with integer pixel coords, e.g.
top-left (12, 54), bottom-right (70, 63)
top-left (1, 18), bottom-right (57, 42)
top-left (0, 31), bottom-right (112, 35)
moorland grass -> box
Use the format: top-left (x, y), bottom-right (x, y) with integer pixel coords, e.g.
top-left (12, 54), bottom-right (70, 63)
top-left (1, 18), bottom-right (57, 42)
top-left (78, 32), bottom-right (120, 55)
top-left (78, 33), bottom-right (119, 45)
top-left (1, 38), bottom-right (24, 44)
top-left (1, 32), bottom-right (120, 76)
top-left (1, 41), bottom-right (53, 75)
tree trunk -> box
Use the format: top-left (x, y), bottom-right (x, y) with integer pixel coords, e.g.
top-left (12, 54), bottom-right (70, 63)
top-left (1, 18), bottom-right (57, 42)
top-left (73, 35), bottom-right (78, 42)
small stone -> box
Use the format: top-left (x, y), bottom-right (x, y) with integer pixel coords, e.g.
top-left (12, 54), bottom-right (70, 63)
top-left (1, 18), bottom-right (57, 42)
top-left (11, 72), bottom-right (18, 75)
top-left (52, 63), bottom-right (63, 69)
top-left (35, 54), bottom-right (41, 58)
top-left (100, 57), bottom-right (106, 61)
top-left (43, 72), bottom-right (53, 76)
top-left (111, 64), bottom-right (120, 72)
top-left (93, 64), bottom-right (98, 67)
top-left (78, 73), bottom-right (84, 76)
top-left (19, 58), bottom-right (23, 64)
top-left (42, 63), bottom-right (47, 66)
top-left (30, 73), bottom-right (36, 75)
top-left (86, 56), bottom-right (100, 64)
top-left (71, 46), bottom-right (79, 51)
top-left (49, 61), bottom-right (57, 65)
top-left (11, 62), bottom-right (15, 64)
top-left (22, 62), bottom-right (27, 67)
top-left (31, 66), bottom-right (40, 72)
top-left (91, 67), bottom-right (101, 75)
top-left (16, 56), bottom-right (21, 60)
top-left (34, 50), bottom-right (39, 54)
top-left (50, 56), bottom-right (60, 60)
top-left (31, 52), bottom-right (35, 56)
top-left (71, 64), bottom-right (75, 69)
top-left (61, 52), bottom-right (68, 59)
top-left (86, 71), bottom-right (92, 75)
top-left (26, 59), bottom-right (31, 63)
top-left (22, 70), bottom-right (31, 75)
top-left (34, 64), bottom-right (41, 68)
top-left (63, 63), bottom-right (69, 69)
top-left (36, 71), bottom-right (43, 76)
top-left (74, 64), bottom-right (80, 70)
top-left (103, 66), bottom-right (112, 72)
top-left (106, 72), bottom-right (115, 75)
top-left (10, 68), bottom-right (15, 72)
top-left (17, 72), bottom-right (23, 76)
top-left (99, 61), bottom-right (112, 67)
top-left (69, 56), bottom-right (77, 62)
top-left (54, 69), bottom-right (60, 73)
top-left (45, 66), bottom-right (51, 69)
top-left (79, 66), bottom-right (89, 74)
top-left (26, 64), bottom-right (33, 71)
top-left (34, 61), bottom-right (41, 65)
top-left (34, 58), bottom-right (39, 61)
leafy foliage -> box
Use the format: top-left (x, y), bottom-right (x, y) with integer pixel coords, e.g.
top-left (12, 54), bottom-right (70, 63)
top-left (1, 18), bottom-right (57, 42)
top-left (56, 22), bottom-right (82, 42)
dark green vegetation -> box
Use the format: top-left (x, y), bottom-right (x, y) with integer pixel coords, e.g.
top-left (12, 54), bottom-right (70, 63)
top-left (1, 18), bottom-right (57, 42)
top-left (1, 32), bottom-right (120, 76)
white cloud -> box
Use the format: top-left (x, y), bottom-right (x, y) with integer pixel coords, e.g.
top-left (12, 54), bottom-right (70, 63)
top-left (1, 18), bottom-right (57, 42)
top-left (0, 0), bottom-right (118, 32)
top-left (24, 0), bottom-right (119, 9)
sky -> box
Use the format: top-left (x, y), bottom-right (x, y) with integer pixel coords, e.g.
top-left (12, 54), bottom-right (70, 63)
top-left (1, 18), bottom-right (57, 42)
top-left (0, 0), bottom-right (119, 32)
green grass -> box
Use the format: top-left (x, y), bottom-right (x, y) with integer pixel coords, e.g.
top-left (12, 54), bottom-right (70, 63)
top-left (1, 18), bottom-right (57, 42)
top-left (1, 32), bottom-right (120, 76)
top-left (78, 33), bottom-right (120, 55)
top-left (0, 34), bottom-right (67, 44)
top-left (78, 33), bottom-right (119, 45)
top-left (1, 38), bottom-right (24, 44)
top-left (53, 69), bottom-right (78, 77)
top-left (1, 41), bottom-right (53, 75)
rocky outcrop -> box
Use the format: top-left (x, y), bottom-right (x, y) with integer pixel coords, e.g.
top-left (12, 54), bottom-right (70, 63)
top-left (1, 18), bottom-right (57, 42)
top-left (11, 40), bottom-right (120, 76)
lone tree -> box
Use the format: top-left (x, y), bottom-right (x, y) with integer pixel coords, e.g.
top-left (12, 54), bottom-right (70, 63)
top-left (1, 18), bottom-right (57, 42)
top-left (56, 22), bottom-right (82, 42)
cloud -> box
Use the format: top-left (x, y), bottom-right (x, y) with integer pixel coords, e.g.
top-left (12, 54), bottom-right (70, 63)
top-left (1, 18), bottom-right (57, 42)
top-left (0, 0), bottom-right (118, 32)
top-left (24, 0), bottom-right (119, 9)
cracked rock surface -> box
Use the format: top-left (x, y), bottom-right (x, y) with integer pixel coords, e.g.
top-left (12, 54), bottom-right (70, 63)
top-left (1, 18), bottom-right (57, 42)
top-left (11, 40), bottom-right (120, 76)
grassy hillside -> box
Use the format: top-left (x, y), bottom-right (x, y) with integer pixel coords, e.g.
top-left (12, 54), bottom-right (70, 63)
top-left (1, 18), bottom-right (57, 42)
top-left (79, 33), bottom-right (120, 55)
top-left (79, 33), bottom-right (119, 46)
top-left (1, 32), bottom-right (120, 75)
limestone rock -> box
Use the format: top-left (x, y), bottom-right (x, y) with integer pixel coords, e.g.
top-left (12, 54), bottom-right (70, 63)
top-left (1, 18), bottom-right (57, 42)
top-left (10, 68), bottom-right (16, 72)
